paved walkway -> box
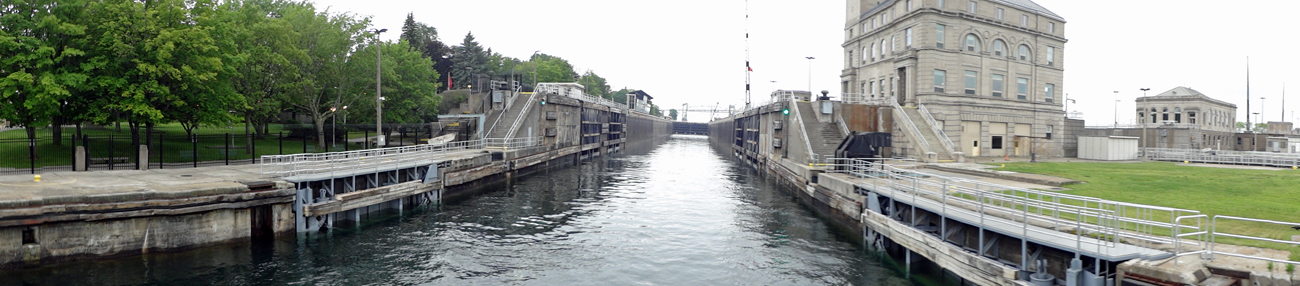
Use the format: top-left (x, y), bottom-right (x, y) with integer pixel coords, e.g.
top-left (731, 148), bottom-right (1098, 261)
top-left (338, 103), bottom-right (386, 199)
top-left (0, 165), bottom-right (270, 208)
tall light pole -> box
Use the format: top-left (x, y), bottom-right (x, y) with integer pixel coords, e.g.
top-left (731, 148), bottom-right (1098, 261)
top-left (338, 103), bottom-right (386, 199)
top-left (805, 57), bottom-right (815, 98)
top-left (1139, 88), bottom-right (1150, 151)
top-left (1260, 96), bottom-right (1266, 126)
top-left (330, 107), bottom-right (337, 147)
top-left (1253, 112), bottom-right (1261, 151)
top-left (531, 50), bottom-right (541, 89)
top-left (371, 28), bottom-right (387, 147)
top-left (1113, 91), bottom-right (1119, 126)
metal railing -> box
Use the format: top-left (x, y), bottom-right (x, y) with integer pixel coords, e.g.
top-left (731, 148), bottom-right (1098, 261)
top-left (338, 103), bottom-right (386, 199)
top-left (260, 137), bottom-right (542, 177)
top-left (1209, 216), bottom-right (1300, 266)
top-left (823, 158), bottom-right (1204, 252)
top-left (890, 101), bottom-right (932, 157)
top-left (1144, 148), bottom-right (1300, 167)
top-left (504, 92), bottom-right (539, 138)
top-left (787, 98), bottom-right (818, 163)
top-left (917, 104), bottom-right (956, 155)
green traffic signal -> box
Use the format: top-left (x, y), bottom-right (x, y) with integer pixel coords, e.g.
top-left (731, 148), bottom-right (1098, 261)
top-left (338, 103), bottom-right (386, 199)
top-left (781, 108), bottom-right (789, 115)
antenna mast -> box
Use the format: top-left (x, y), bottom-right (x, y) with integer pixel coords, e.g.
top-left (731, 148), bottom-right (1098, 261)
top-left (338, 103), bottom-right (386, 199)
top-left (744, 0), bottom-right (752, 110)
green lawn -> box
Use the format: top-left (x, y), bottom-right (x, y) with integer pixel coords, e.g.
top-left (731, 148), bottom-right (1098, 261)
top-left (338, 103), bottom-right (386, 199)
top-left (992, 162), bottom-right (1300, 261)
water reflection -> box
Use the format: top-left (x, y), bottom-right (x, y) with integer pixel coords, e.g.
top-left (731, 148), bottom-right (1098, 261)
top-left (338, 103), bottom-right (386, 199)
top-left (2, 134), bottom-right (916, 286)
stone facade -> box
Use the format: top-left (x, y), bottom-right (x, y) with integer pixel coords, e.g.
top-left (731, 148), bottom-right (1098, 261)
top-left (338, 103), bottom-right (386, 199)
top-left (843, 0), bottom-right (1068, 158)
top-left (1086, 87), bottom-right (1239, 149)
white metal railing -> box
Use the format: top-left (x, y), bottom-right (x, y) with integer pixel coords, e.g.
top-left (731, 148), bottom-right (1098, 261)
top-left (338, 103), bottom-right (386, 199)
top-left (917, 104), bottom-right (956, 155)
top-left (1143, 148), bottom-right (1300, 167)
top-left (1209, 216), bottom-right (1300, 266)
top-left (890, 101), bottom-right (932, 157)
top-left (824, 158), bottom-right (1204, 251)
top-left (259, 137), bottom-right (542, 177)
top-left (504, 92), bottom-right (539, 138)
top-left (788, 98), bottom-right (817, 163)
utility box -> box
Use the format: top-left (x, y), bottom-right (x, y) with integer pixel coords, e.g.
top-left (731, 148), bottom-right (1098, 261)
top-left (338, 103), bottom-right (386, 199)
top-left (546, 111), bottom-right (557, 120)
top-left (774, 120), bottom-right (783, 130)
top-left (773, 138), bottom-right (782, 148)
top-left (1078, 136), bottom-right (1139, 161)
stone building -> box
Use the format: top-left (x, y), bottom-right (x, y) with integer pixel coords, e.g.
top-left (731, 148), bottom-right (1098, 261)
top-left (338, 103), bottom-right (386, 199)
top-left (842, 0), bottom-right (1068, 159)
top-left (1083, 86), bottom-right (1238, 150)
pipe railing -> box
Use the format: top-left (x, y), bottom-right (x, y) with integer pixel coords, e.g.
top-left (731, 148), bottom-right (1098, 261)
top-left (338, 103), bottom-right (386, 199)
top-left (260, 137), bottom-right (542, 177)
top-left (1143, 148), bottom-right (1300, 167)
top-left (1210, 216), bottom-right (1300, 266)
top-left (917, 103), bottom-right (956, 155)
top-left (788, 97), bottom-right (818, 163)
top-left (504, 92), bottom-right (539, 138)
top-left (842, 93), bottom-right (892, 106)
top-left (823, 158), bottom-right (1202, 249)
top-left (889, 101), bottom-right (932, 157)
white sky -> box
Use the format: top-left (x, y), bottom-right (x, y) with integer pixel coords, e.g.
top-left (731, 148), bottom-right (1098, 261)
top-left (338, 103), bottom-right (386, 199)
top-left (308, 0), bottom-right (1299, 124)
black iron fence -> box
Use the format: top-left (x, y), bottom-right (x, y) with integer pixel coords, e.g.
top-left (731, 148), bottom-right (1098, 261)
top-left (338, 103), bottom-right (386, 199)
top-left (0, 124), bottom-right (443, 175)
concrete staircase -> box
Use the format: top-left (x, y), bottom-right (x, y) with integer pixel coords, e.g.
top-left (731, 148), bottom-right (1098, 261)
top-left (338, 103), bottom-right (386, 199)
top-left (899, 107), bottom-right (954, 161)
top-left (794, 101), bottom-right (846, 160)
top-left (485, 92), bottom-right (535, 138)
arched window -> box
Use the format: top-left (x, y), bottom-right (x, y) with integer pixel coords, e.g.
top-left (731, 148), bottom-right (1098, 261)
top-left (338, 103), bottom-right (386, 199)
top-left (965, 34), bottom-right (980, 52)
top-left (1162, 107), bottom-right (1169, 121)
top-left (881, 39), bottom-right (888, 58)
top-left (1150, 108), bottom-right (1157, 123)
top-left (993, 40), bottom-right (1006, 56)
top-left (1174, 107), bottom-right (1182, 123)
top-left (862, 47), bottom-right (869, 61)
top-left (870, 43), bottom-right (877, 61)
top-left (1018, 45), bottom-right (1031, 60)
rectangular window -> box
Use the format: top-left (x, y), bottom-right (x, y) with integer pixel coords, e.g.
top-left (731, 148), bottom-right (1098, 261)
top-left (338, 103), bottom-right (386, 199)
top-left (1046, 46), bottom-right (1055, 66)
top-left (1044, 83), bottom-right (1054, 102)
top-left (869, 81), bottom-right (876, 96)
top-left (1189, 112), bottom-right (1197, 124)
top-left (906, 28), bottom-right (913, 46)
top-left (1021, 14), bottom-right (1029, 26)
top-left (936, 24), bottom-right (945, 48)
top-left (938, 0), bottom-right (945, 8)
top-left (991, 74), bottom-right (1004, 97)
top-left (996, 8), bottom-right (1004, 20)
top-left (884, 13), bottom-right (890, 23)
top-left (879, 79), bottom-right (885, 94)
top-left (1046, 125), bottom-right (1053, 139)
top-left (1016, 78), bottom-right (1028, 100)
top-left (891, 35), bottom-right (897, 51)
top-left (907, 0), bottom-right (913, 10)
top-left (963, 71), bottom-right (977, 95)
top-left (933, 70), bottom-right (946, 92)
top-left (991, 136), bottom-right (1003, 149)
top-left (1048, 22), bottom-right (1055, 33)
top-left (968, 1), bottom-right (977, 13)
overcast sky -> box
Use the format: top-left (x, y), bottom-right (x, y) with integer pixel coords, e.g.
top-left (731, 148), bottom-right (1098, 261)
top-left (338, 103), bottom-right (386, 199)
top-left (307, 0), bottom-right (1298, 125)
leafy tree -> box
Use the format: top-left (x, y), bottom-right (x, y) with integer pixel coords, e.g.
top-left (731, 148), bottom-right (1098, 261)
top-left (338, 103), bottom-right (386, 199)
top-left (577, 70), bottom-right (609, 97)
top-left (283, 4), bottom-right (369, 148)
top-left (218, 0), bottom-right (308, 139)
top-left (345, 40), bottom-right (441, 138)
top-left (0, 0), bottom-right (91, 143)
top-left (400, 13), bottom-right (452, 92)
top-left (532, 53), bottom-right (576, 83)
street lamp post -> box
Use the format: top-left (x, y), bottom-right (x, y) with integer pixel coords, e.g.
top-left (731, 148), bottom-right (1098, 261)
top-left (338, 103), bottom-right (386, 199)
top-left (371, 28), bottom-right (387, 147)
top-left (531, 50), bottom-right (541, 89)
top-left (1113, 91), bottom-right (1119, 126)
top-left (1139, 88), bottom-right (1150, 153)
top-left (805, 57), bottom-right (815, 98)
top-left (1253, 112), bottom-right (1261, 151)
top-left (330, 107), bottom-right (337, 148)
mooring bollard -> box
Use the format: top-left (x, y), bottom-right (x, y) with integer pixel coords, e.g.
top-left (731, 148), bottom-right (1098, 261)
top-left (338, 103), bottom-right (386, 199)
top-left (34, 175), bottom-right (41, 182)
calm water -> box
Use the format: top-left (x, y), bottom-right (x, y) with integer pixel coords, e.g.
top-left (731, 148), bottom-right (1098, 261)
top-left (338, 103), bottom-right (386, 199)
top-left (3, 135), bottom-right (917, 286)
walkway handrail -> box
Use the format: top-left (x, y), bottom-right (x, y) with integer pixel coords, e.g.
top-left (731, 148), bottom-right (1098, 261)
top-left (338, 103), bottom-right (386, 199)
top-left (1209, 216), bottom-right (1300, 266)
top-left (889, 101), bottom-right (932, 156)
top-left (1172, 214), bottom-right (1209, 266)
top-left (842, 93), bottom-right (891, 106)
top-left (505, 92), bottom-right (539, 138)
top-left (1143, 147), bottom-right (1300, 168)
top-left (260, 137), bottom-right (542, 177)
top-left (823, 158), bottom-right (1201, 249)
top-left (788, 98), bottom-right (818, 163)
top-left (917, 103), bottom-right (956, 155)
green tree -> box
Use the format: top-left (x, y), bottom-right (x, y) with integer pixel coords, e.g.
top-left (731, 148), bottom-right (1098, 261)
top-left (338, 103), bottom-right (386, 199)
top-left (0, 0), bottom-right (91, 143)
top-left (399, 13), bottom-right (452, 92)
top-left (282, 3), bottom-right (369, 148)
top-left (218, 0), bottom-right (308, 139)
top-left (451, 32), bottom-right (487, 90)
top-left (577, 70), bottom-right (609, 97)
top-left (346, 40), bottom-right (441, 138)
top-left (532, 53), bottom-right (576, 83)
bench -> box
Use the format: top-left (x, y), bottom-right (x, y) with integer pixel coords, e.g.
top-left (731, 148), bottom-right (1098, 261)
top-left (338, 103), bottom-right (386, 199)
top-left (90, 157), bottom-right (130, 165)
